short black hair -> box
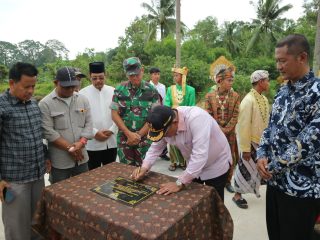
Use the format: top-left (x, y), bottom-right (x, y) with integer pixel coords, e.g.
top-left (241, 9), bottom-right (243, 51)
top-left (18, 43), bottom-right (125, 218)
top-left (9, 62), bottom-right (38, 83)
top-left (149, 67), bottom-right (160, 74)
top-left (276, 34), bottom-right (310, 59)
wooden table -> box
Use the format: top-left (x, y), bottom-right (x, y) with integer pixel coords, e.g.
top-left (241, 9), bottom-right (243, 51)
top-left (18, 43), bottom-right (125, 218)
top-left (33, 162), bottom-right (233, 240)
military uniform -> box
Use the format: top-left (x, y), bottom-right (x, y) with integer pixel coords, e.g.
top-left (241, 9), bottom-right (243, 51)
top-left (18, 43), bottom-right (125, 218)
top-left (111, 80), bottom-right (159, 166)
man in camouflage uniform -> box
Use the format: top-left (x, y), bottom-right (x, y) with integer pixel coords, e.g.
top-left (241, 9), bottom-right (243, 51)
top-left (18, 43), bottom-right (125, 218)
top-left (111, 57), bottom-right (159, 166)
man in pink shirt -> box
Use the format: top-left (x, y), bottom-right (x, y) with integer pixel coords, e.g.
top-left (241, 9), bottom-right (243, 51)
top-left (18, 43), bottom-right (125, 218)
top-left (131, 105), bottom-right (232, 201)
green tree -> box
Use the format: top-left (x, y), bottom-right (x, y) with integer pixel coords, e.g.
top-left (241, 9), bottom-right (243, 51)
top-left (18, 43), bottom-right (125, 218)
top-left (246, 0), bottom-right (292, 54)
top-left (144, 36), bottom-right (176, 59)
top-left (0, 41), bottom-right (20, 66)
top-left (220, 21), bottom-right (242, 57)
top-left (45, 39), bottom-right (69, 59)
top-left (142, 0), bottom-right (186, 40)
top-left (18, 40), bottom-right (45, 66)
top-left (0, 64), bottom-right (8, 82)
top-left (187, 16), bottom-right (220, 48)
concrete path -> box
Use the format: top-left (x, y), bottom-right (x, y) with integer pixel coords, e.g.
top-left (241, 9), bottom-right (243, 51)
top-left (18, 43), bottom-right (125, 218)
top-left (0, 159), bottom-right (268, 240)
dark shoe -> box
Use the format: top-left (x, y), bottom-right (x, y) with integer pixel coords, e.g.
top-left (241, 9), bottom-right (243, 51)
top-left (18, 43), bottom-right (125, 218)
top-left (225, 183), bottom-right (235, 193)
top-left (179, 164), bottom-right (186, 170)
top-left (168, 164), bottom-right (176, 171)
top-left (232, 197), bottom-right (248, 209)
top-left (160, 155), bottom-right (170, 161)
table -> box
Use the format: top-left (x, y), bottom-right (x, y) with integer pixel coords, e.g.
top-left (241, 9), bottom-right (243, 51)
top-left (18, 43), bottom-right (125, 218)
top-left (33, 162), bottom-right (233, 240)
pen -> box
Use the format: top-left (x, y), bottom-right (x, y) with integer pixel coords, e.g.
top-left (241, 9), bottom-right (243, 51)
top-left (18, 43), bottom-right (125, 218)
top-left (138, 167), bottom-right (141, 174)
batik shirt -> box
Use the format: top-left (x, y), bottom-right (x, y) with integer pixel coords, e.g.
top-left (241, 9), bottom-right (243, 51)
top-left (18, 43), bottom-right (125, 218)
top-left (110, 80), bottom-right (159, 147)
top-left (257, 71), bottom-right (320, 198)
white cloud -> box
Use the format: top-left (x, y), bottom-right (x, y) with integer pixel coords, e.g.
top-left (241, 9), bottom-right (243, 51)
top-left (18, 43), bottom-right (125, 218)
top-left (0, 0), bottom-right (304, 59)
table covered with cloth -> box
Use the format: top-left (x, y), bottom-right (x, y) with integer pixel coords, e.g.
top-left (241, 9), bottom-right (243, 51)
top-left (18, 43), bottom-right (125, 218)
top-left (33, 162), bottom-right (233, 240)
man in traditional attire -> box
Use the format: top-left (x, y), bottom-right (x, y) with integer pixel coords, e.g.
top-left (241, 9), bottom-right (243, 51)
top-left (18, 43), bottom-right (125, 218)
top-left (205, 56), bottom-right (240, 193)
top-left (232, 70), bottom-right (270, 209)
top-left (79, 62), bottom-right (117, 170)
top-left (111, 57), bottom-right (159, 166)
top-left (164, 66), bottom-right (196, 171)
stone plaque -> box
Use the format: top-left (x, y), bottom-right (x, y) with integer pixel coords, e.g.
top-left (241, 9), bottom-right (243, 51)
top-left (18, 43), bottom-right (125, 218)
top-left (91, 176), bottom-right (158, 206)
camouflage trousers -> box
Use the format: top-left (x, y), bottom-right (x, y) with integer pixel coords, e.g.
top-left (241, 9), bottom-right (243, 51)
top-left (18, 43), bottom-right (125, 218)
top-left (118, 145), bottom-right (150, 166)
top-left (169, 145), bottom-right (186, 167)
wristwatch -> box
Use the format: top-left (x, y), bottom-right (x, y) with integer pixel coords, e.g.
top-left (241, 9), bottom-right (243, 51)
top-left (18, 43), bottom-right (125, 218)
top-left (176, 179), bottom-right (184, 188)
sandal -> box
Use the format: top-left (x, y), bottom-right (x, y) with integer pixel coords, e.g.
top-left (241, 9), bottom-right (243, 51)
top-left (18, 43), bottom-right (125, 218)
top-left (180, 165), bottom-right (186, 170)
top-left (168, 164), bottom-right (176, 171)
top-left (232, 197), bottom-right (248, 209)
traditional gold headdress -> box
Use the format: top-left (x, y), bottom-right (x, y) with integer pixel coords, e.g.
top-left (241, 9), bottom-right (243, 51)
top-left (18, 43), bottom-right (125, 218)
top-left (210, 56), bottom-right (236, 83)
top-left (172, 66), bottom-right (188, 95)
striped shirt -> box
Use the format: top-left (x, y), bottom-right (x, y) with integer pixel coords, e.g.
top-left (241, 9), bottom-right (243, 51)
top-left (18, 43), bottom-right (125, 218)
top-left (0, 90), bottom-right (45, 183)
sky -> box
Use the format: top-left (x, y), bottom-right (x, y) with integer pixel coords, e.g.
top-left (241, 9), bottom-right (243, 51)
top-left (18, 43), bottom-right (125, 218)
top-left (0, 0), bottom-right (305, 59)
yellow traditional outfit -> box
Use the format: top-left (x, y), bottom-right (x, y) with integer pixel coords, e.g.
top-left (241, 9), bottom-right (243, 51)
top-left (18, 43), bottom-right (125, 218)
top-left (205, 56), bottom-right (240, 188)
top-left (164, 67), bottom-right (196, 170)
top-left (234, 70), bottom-right (270, 197)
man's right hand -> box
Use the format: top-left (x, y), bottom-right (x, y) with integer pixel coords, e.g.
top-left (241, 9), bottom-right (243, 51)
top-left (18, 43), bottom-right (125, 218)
top-left (130, 167), bottom-right (148, 181)
top-left (242, 152), bottom-right (251, 161)
top-left (126, 131), bottom-right (141, 146)
top-left (95, 130), bottom-right (109, 141)
top-left (257, 158), bottom-right (272, 180)
top-left (0, 180), bottom-right (9, 202)
top-left (68, 142), bottom-right (84, 162)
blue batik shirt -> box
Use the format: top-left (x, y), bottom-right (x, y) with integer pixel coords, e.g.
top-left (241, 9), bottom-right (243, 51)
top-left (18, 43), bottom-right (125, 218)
top-left (257, 71), bottom-right (320, 198)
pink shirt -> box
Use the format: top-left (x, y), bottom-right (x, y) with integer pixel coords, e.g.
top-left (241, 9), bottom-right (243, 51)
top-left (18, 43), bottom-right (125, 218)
top-left (142, 106), bottom-right (232, 185)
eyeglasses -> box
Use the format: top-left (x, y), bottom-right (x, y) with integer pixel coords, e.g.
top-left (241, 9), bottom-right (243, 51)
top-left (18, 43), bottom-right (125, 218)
top-left (91, 76), bottom-right (104, 81)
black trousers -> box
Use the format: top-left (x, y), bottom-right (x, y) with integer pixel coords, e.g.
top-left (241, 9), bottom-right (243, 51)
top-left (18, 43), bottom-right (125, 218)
top-left (266, 185), bottom-right (320, 240)
top-left (87, 148), bottom-right (117, 170)
top-left (193, 169), bottom-right (229, 201)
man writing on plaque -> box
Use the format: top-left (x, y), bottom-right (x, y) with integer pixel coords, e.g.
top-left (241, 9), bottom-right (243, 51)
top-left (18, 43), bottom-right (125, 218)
top-left (131, 105), bottom-right (232, 201)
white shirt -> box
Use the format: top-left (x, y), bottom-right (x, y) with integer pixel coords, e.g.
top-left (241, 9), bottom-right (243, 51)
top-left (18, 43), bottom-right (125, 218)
top-left (150, 81), bottom-right (166, 100)
top-left (142, 106), bottom-right (232, 185)
top-left (79, 85), bottom-right (117, 150)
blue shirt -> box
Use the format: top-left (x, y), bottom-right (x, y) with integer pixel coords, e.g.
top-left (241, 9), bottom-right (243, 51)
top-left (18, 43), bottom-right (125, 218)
top-left (0, 90), bottom-right (45, 183)
top-left (257, 71), bottom-right (320, 198)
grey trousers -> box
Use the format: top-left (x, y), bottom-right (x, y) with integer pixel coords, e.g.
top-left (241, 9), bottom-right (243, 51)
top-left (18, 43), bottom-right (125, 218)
top-left (2, 178), bottom-right (45, 240)
top-left (51, 163), bottom-right (88, 184)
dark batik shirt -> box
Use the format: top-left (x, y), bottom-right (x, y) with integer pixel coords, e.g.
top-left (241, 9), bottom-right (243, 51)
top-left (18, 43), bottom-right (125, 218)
top-left (257, 71), bottom-right (320, 198)
top-left (0, 90), bottom-right (45, 183)
top-left (110, 80), bottom-right (159, 147)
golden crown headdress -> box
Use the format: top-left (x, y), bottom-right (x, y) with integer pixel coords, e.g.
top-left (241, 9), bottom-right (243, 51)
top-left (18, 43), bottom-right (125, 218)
top-left (210, 56), bottom-right (236, 80)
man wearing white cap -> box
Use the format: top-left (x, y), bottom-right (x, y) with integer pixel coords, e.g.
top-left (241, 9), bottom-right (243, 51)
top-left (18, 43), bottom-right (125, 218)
top-left (232, 70), bottom-right (270, 209)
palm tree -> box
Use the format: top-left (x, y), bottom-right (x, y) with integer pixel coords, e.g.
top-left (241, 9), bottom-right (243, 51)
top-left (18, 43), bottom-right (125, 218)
top-left (246, 0), bottom-right (292, 53)
top-left (142, 0), bottom-right (185, 40)
top-left (221, 21), bottom-right (242, 57)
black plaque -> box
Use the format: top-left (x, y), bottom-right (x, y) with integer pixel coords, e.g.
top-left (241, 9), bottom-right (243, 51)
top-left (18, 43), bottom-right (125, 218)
top-left (91, 176), bottom-right (158, 206)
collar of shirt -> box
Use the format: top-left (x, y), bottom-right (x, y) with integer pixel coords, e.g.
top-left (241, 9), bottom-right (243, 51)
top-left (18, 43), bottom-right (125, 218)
top-left (127, 80), bottom-right (146, 90)
top-left (5, 89), bottom-right (31, 105)
top-left (51, 89), bottom-right (78, 101)
top-left (286, 71), bottom-right (314, 91)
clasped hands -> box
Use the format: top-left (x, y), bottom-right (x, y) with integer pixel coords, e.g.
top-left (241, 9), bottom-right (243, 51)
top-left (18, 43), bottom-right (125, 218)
top-left (126, 131), bottom-right (141, 146)
top-left (68, 141), bottom-right (84, 162)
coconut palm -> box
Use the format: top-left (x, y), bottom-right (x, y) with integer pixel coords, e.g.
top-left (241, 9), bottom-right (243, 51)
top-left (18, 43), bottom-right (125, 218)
top-left (246, 0), bottom-right (292, 53)
top-left (142, 0), bottom-right (186, 40)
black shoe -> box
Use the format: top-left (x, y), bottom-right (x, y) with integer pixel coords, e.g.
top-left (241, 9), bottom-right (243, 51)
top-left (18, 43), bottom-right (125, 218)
top-left (232, 197), bottom-right (248, 209)
top-left (225, 183), bottom-right (235, 193)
